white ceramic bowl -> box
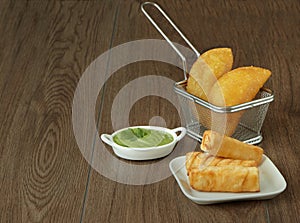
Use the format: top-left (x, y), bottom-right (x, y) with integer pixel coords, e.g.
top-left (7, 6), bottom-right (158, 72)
top-left (101, 126), bottom-right (186, 160)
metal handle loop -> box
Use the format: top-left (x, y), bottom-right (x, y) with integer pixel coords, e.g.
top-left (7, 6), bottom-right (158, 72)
top-left (141, 2), bottom-right (200, 80)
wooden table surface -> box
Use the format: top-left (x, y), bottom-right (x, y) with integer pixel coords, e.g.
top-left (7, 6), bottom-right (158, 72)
top-left (1, 0), bottom-right (299, 222)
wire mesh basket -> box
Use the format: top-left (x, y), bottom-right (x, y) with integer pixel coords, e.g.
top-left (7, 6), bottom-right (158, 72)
top-left (174, 80), bottom-right (273, 144)
top-left (141, 2), bottom-right (274, 144)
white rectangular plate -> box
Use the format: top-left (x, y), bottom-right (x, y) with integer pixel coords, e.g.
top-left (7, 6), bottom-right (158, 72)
top-left (169, 155), bottom-right (287, 205)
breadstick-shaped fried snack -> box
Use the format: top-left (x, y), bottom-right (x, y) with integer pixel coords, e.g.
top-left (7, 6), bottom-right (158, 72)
top-left (186, 152), bottom-right (257, 175)
top-left (189, 166), bottom-right (260, 192)
top-left (186, 152), bottom-right (258, 168)
top-left (201, 130), bottom-right (264, 164)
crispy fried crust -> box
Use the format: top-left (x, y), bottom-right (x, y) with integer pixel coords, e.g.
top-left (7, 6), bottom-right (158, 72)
top-left (186, 48), bottom-right (233, 101)
top-left (206, 66), bottom-right (271, 136)
top-left (186, 152), bottom-right (257, 176)
top-left (201, 130), bottom-right (264, 164)
top-left (189, 166), bottom-right (260, 192)
top-left (208, 66), bottom-right (271, 106)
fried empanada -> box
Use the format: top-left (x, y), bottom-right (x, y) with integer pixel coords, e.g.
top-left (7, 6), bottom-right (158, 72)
top-left (186, 48), bottom-right (233, 131)
top-left (207, 66), bottom-right (271, 135)
top-left (186, 48), bottom-right (233, 101)
top-left (208, 66), bottom-right (271, 106)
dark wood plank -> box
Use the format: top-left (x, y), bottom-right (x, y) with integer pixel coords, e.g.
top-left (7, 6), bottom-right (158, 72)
top-left (262, 114), bottom-right (300, 222)
top-left (82, 0), bottom-right (300, 222)
top-left (1, 0), bottom-right (299, 222)
top-left (254, 0), bottom-right (300, 221)
top-left (0, 0), bottom-right (118, 222)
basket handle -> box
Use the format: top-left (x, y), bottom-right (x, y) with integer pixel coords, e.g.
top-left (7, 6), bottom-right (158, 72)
top-left (141, 2), bottom-right (200, 80)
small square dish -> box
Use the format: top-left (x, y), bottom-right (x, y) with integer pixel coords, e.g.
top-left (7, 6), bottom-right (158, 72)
top-left (169, 155), bottom-right (287, 205)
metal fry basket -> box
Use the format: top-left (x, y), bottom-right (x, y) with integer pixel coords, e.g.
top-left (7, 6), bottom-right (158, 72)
top-left (141, 2), bottom-right (274, 144)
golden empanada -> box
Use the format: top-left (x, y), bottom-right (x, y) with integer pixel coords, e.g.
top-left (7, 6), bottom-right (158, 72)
top-left (208, 66), bottom-right (271, 106)
top-left (207, 66), bottom-right (271, 135)
top-left (186, 48), bottom-right (233, 101)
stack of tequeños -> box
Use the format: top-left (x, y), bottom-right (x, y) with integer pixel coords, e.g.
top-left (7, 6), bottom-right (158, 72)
top-left (186, 130), bottom-right (264, 192)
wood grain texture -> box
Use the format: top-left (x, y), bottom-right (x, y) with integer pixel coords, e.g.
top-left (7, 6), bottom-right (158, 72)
top-left (82, 0), bottom-right (299, 222)
top-left (0, 0), bottom-right (118, 222)
top-left (0, 0), bottom-right (299, 222)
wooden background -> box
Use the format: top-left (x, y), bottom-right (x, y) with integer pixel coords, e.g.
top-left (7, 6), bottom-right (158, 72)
top-left (0, 0), bottom-right (299, 222)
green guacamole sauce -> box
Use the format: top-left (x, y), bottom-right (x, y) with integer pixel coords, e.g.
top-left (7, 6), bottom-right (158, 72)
top-left (113, 128), bottom-right (174, 148)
